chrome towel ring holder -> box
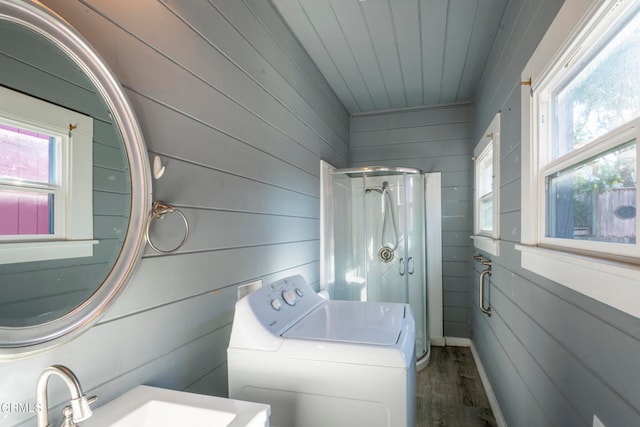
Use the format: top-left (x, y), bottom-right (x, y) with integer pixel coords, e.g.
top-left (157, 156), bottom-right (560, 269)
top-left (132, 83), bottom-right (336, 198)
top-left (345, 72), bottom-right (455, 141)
top-left (145, 200), bottom-right (189, 253)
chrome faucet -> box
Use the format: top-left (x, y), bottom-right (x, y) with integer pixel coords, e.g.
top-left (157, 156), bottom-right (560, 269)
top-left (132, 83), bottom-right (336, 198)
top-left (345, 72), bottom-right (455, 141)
top-left (36, 365), bottom-right (94, 427)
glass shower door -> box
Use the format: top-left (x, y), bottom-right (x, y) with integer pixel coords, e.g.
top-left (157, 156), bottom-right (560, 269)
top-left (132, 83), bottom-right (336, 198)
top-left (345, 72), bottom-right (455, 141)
top-left (361, 173), bottom-right (427, 359)
top-left (323, 166), bottom-right (429, 361)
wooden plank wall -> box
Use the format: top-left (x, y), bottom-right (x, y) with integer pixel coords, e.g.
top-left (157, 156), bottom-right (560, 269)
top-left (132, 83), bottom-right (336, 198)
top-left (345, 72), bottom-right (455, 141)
top-left (350, 103), bottom-right (473, 338)
top-left (0, 1), bottom-right (348, 425)
top-left (473, 0), bottom-right (640, 425)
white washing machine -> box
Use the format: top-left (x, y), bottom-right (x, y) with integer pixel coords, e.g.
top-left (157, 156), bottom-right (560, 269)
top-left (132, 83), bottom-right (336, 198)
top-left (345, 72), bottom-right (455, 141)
top-left (227, 275), bottom-right (416, 427)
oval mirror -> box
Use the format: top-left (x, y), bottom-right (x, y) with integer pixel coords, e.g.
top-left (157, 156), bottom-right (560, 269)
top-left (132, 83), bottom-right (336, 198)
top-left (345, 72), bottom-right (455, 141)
top-left (0, 0), bottom-right (151, 356)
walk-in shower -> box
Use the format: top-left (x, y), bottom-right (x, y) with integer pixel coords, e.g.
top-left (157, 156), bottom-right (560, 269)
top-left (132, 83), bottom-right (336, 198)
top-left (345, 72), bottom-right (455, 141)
top-left (320, 163), bottom-right (441, 366)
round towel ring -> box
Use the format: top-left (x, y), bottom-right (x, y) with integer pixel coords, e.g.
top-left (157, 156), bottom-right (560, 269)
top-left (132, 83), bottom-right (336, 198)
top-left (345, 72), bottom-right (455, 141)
top-left (145, 200), bottom-right (189, 253)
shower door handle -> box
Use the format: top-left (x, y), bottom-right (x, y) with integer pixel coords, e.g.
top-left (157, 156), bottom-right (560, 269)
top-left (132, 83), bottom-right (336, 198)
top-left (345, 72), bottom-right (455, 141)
top-left (407, 257), bottom-right (414, 275)
top-left (399, 258), bottom-right (405, 276)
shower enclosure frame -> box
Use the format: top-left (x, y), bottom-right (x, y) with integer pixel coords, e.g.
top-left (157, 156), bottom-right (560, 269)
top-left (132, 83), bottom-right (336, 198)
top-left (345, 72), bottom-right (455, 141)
top-left (320, 162), bottom-right (443, 369)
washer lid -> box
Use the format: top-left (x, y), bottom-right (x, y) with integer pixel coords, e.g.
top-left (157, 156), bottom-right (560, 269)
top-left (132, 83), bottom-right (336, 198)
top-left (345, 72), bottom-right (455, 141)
top-left (282, 300), bottom-right (406, 346)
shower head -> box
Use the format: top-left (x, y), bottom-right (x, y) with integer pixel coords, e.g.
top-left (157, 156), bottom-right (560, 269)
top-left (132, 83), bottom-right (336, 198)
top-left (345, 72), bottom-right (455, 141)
top-left (364, 181), bottom-right (390, 194)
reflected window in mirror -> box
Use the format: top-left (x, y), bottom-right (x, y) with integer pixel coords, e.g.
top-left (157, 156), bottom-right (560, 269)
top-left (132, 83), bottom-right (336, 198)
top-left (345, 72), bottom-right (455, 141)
top-left (1, 124), bottom-right (57, 237)
top-left (0, 85), bottom-right (96, 264)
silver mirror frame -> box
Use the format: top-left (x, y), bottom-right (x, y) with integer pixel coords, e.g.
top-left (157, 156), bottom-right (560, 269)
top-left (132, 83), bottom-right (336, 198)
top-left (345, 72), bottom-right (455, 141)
top-left (0, 0), bottom-right (152, 357)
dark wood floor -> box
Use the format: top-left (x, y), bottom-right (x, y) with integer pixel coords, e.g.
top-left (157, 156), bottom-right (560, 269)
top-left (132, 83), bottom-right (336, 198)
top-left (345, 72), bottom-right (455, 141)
top-left (416, 346), bottom-right (498, 427)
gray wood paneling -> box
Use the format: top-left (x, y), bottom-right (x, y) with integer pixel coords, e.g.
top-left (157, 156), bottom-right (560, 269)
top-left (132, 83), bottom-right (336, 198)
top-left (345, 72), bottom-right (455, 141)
top-left (475, 0), bottom-right (563, 136)
top-left (351, 103), bottom-right (473, 338)
top-left (271, 0), bottom-right (509, 113)
top-left (271, 0), bottom-right (360, 112)
top-left (390, 0), bottom-right (422, 107)
top-left (419, 0), bottom-right (447, 105)
top-left (473, 257), bottom-right (640, 425)
top-left (300, 0), bottom-right (377, 112)
top-left (160, 0), bottom-right (348, 162)
top-left (126, 91), bottom-right (319, 197)
top-left (352, 138), bottom-right (470, 162)
top-left (329, 0), bottom-right (390, 111)
top-left (456, 0), bottom-right (508, 101)
top-left (500, 145), bottom-right (522, 189)
top-left (472, 0), bottom-right (640, 424)
top-left (1, 0), bottom-right (348, 424)
top-left (104, 247), bottom-right (319, 322)
top-left (149, 160), bottom-right (319, 218)
top-left (499, 178), bottom-right (521, 214)
top-left (351, 123), bottom-right (470, 147)
top-left (243, 0), bottom-right (349, 133)
top-left (358, 0), bottom-right (407, 109)
top-left (501, 210), bottom-right (521, 243)
top-left (443, 170), bottom-right (472, 187)
top-left (351, 103), bottom-right (472, 132)
top-left (222, 0), bottom-right (349, 139)
top-left (143, 209), bottom-right (318, 256)
top-left (71, 0), bottom-right (346, 168)
top-left (0, 21), bottom-right (112, 122)
top-left (440, 0), bottom-right (477, 101)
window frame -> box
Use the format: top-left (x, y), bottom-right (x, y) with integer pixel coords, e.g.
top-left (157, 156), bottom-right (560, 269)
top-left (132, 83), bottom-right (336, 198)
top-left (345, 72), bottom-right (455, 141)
top-left (0, 85), bottom-right (96, 264)
top-left (519, 0), bottom-right (640, 319)
top-left (0, 121), bottom-right (66, 241)
top-left (472, 113), bottom-right (500, 256)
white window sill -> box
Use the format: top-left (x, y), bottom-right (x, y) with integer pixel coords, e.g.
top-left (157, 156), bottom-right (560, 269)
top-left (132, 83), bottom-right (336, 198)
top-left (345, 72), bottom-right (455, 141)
top-left (515, 244), bottom-right (640, 319)
top-left (0, 240), bottom-right (98, 264)
top-left (471, 235), bottom-right (500, 256)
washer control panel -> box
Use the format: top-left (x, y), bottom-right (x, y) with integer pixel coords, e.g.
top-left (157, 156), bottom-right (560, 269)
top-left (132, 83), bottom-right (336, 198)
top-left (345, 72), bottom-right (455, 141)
top-left (246, 275), bottom-right (323, 336)
top-left (281, 289), bottom-right (297, 306)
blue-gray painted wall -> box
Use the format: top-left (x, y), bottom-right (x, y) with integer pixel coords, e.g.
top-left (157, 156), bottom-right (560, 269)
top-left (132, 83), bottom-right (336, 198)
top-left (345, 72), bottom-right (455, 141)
top-left (2, 1), bottom-right (639, 426)
top-left (0, 1), bottom-right (348, 425)
top-left (473, 0), bottom-right (640, 425)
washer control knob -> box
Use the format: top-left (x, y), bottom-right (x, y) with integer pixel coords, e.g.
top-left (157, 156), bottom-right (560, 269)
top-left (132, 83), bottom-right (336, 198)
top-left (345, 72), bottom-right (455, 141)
top-left (295, 287), bottom-right (304, 297)
top-left (270, 298), bottom-right (282, 311)
top-left (282, 290), bottom-right (296, 306)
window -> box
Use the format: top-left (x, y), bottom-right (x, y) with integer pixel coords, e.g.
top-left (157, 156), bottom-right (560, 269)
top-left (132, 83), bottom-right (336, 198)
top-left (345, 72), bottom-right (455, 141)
top-left (536, 5), bottom-right (639, 258)
top-left (0, 86), bottom-right (95, 264)
top-left (519, 0), bottom-right (640, 318)
top-left (472, 113), bottom-right (500, 255)
top-left (1, 124), bottom-right (59, 239)
top-left (528, 1), bottom-right (640, 258)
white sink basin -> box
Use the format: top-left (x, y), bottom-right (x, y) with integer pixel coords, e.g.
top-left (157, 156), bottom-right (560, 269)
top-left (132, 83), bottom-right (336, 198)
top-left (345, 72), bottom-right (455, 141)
top-left (86, 385), bottom-right (270, 427)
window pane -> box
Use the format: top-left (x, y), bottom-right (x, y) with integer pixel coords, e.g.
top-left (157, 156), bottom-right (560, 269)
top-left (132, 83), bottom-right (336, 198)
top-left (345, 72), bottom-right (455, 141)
top-left (480, 196), bottom-right (494, 232)
top-left (477, 145), bottom-right (493, 197)
top-left (0, 124), bottom-right (53, 184)
top-left (553, 8), bottom-right (640, 160)
top-left (546, 141), bottom-right (636, 243)
top-left (0, 189), bottom-right (53, 236)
